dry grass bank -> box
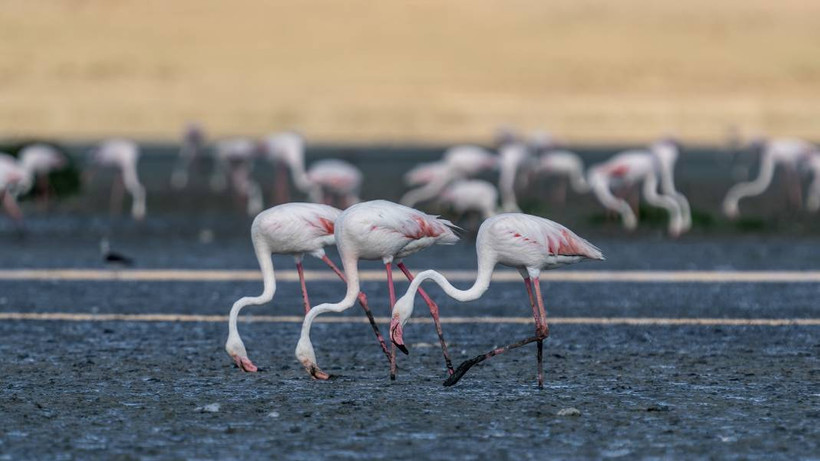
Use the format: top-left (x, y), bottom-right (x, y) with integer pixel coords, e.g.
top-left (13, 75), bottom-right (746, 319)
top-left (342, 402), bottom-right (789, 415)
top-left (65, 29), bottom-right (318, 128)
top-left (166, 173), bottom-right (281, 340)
top-left (1, 0), bottom-right (819, 144)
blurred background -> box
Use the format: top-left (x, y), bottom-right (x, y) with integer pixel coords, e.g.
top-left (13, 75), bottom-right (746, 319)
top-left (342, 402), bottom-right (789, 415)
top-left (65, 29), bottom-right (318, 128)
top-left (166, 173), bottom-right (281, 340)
top-left (1, 0), bottom-right (819, 144)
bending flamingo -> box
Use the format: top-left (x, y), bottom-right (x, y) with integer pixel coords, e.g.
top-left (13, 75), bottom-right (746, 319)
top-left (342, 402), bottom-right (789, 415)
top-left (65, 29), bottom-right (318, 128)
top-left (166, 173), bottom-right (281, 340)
top-left (498, 142), bottom-right (533, 212)
top-left (587, 150), bottom-right (685, 236)
top-left (15, 144), bottom-right (67, 206)
top-left (650, 139), bottom-right (691, 232)
top-left (537, 150), bottom-right (591, 204)
top-left (390, 213), bottom-right (604, 387)
top-left (0, 153), bottom-right (27, 225)
top-left (226, 202), bottom-right (389, 372)
top-left (295, 200), bottom-right (459, 380)
top-left (87, 139), bottom-right (146, 220)
top-left (261, 132), bottom-right (311, 204)
top-left (439, 179), bottom-right (499, 220)
top-left (305, 159), bottom-right (363, 208)
top-left (722, 138), bottom-right (817, 218)
top-left (401, 146), bottom-right (497, 207)
top-left (210, 138), bottom-right (263, 216)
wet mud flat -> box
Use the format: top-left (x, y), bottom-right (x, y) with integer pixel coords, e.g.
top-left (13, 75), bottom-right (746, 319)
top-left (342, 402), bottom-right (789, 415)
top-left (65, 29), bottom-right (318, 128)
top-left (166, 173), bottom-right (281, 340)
top-left (1, 321), bottom-right (817, 459)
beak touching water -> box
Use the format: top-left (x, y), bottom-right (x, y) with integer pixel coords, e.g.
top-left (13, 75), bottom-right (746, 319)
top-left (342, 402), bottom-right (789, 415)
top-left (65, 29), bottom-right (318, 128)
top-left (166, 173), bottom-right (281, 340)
top-left (390, 316), bottom-right (409, 355)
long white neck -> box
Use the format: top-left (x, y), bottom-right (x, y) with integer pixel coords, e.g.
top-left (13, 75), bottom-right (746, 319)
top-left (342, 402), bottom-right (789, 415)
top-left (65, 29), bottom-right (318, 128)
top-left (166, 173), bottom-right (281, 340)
top-left (227, 238), bottom-right (277, 353)
top-left (405, 249), bottom-right (495, 304)
top-left (287, 154), bottom-right (313, 194)
top-left (726, 150), bottom-right (776, 203)
top-left (641, 171), bottom-right (682, 234)
top-left (568, 163), bottom-right (590, 193)
top-left (400, 175), bottom-right (452, 207)
top-left (499, 162), bottom-right (520, 212)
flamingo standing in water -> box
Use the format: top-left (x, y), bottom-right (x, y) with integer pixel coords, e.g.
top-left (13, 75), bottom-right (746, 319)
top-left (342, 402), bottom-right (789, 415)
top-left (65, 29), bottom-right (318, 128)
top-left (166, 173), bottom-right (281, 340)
top-left (262, 132), bottom-right (311, 204)
top-left (498, 142), bottom-right (533, 212)
top-left (226, 202), bottom-right (389, 372)
top-left (171, 122), bottom-right (206, 189)
top-left (305, 159), bottom-right (363, 208)
top-left (537, 150), bottom-right (591, 204)
top-left (0, 153), bottom-right (27, 225)
top-left (210, 138), bottom-right (263, 216)
top-left (587, 150), bottom-right (685, 236)
top-left (400, 146), bottom-right (497, 207)
top-left (295, 200), bottom-right (459, 380)
top-left (16, 144), bottom-right (67, 206)
top-left (87, 139), bottom-right (146, 220)
top-left (439, 179), bottom-right (499, 221)
top-left (722, 138), bottom-right (818, 218)
top-left (389, 213), bottom-right (604, 387)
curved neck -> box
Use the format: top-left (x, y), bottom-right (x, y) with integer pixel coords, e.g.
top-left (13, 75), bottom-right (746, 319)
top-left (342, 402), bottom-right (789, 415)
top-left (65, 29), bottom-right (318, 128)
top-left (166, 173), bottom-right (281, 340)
top-left (400, 176), bottom-right (451, 207)
top-left (406, 253), bottom-right (495, 304)
top-left (728, 151), bottom-right (776, 201)
top-left (229, 239), bottom-right (277, 341)
top-left (299, 252), bottom-right (360, 340)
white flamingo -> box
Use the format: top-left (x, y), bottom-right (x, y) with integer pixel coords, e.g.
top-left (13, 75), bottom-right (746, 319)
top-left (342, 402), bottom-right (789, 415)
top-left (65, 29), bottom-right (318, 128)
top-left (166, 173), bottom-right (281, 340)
top-left (0, 153), bottom-right (26, 224)
top-left (401, 146), bottom-right (497, 207)
top-left (295, 200), bottom-right (459, 380)
top-left (537, 150), bottom-right (591, 203)
top-left (389, 213), bottom-right (604, 387)
top-left (722, 138), bottom-right (818, 218)
top-left (210, 138), bottom-right (263, 216)
top-left (171, 122), bottom-right (206, 189)
top-left (262, 132), bottom-right (311, 204)
top-left (439, 179), bottom-right (499, 220)
top-left (498, 142), bottom-right (533, 212)
top-left (587, 150), bottom-right (685, 236)
top-left (306, 159), bottom-right (363, 208)
top-left (88, 139), bottom-right (146, 220)
top-left (17, 144), bottom-right (67, 202)
top-left (226, 202), bottom-right (389, 372)
top-left (650, 139), bottom-right (691, 232)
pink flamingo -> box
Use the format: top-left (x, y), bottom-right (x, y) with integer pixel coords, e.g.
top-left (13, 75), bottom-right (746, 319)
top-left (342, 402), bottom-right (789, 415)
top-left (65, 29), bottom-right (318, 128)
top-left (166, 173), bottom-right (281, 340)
top-left (226, 202), bottom-right (389, 372)
top-left (390, 213), bottom-right (604, 387)
top-left (401, 146), bottom-right (497, 207)
top-left (16, 144), bottom-right (67, 205)
top-left (537, 150), bottom-right (591, 204)
top-left (0, 153), bottom-right (27, 225)
top-left (261, 132), bottom-right (311, 204)
top-left (295, 200), bottom-right (459, 380)
top-left (439, 179), bottom-right (499, 220)
top-left (587, 150), bottom-right (685, 236)
top-left (210, 138), bottom-right (263, 216)
top-left (305, 159), bottom-right (363, 208)
top-left (498, 142), bottom-right (533, 212)
top-left (87, 139), bottom-right (147, 220)
top-left (723, 138), bottom-right (818, 218)
top-left (171, 122), bottom-right (206, 189)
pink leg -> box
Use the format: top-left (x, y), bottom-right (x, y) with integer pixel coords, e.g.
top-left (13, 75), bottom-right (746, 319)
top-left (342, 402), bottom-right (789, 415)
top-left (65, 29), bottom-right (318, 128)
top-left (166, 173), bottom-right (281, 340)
top-left (386, 262), bottom-right (398, 380)
top-left (524, 277), bottom-right (544, 387)
top-left (296, 261), bottom-right (310, 315)
top-left (110, 174), bottom-right (125, 216)
top-left (2, 191), bottom-right (23, 222)
top-left (397, 262), bottom-right (454, 375)
top-left (321, 255), bottom-right (391, 362)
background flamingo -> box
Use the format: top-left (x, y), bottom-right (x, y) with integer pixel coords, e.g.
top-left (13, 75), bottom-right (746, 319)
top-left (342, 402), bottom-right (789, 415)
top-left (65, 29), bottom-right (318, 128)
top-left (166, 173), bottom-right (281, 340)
top-left (650, 139), bottom-right (692, 232)
top-left (587, 150), bottom-right (685, 236)
top-left (17, 144), bottom-right (67, 205)
top-left (305, 159), bottom-right (363, 208)
top-left (498, 142), bottom-right (533, 212)
top-left (226, 202), bottom-right (389, 372)
top-left (210, 138), bottom-right (263, 216)
top-left (295, 200), bottom-right (458, 381)
top-left (171, 122), bottom-right (206, 190)
top-left (389, 213), bottom-right (604, 387)
top-left (722, 138), bottom-right (818, 218)
top-left (262, 132), bottom-right (312, 204)
top-left (401, 145), bottom-right (497, 207)
top-left (536, 150), bottom-right (591, 204)
top-left (439, 179), bottom-right (499, 221)
top-left (0, 153), bottom-right (26, 225)
top-left (87, 139), bottom-right (146, 220)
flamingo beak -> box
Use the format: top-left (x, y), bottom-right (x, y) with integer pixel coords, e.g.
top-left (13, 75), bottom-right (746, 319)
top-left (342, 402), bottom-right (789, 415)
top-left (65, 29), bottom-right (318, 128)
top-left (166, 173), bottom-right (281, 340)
top-left (390, 317), bottom-right (409, 355)
top-left (233, 355), bottom-right (258, 373)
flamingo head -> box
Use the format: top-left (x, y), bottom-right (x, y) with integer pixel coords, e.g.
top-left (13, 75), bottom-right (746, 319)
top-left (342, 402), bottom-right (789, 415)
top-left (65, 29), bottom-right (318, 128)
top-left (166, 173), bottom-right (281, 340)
top-left (225, 334), bottom-right (257, 372)
top-left (389, 292), bottom-right (416, 355)
top-left (295, 335), bottom-right (329, 380)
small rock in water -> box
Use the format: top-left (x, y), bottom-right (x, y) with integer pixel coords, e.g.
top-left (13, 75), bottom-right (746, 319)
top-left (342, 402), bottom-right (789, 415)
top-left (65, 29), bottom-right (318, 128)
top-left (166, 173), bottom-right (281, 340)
top-left (199, 229), bottom-right (215, 244)
top-left (557, 407), bottom-right (582, 417)
top-left (267, 411), bottom-right (280, 418)
top-left (196, 403), bottom-right (221, 413)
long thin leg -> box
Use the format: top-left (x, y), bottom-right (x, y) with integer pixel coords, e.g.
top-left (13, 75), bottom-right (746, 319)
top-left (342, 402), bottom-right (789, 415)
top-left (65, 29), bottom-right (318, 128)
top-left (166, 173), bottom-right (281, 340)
top-left (532, 275), bottom-right (549, 338)
top-left (444, 335), bottom-right (542, 387)
top-left (386, 262), bottom-right (397, 380)
top-left (296, 261), bottom-right (310, 315)
top-left (110, 174), bottom-right (124, 216)
top-left (321, 255), bottom-right (391, 362)
top-left (524, 277), bottom-right (544, 387)
top-left (397, 262), bottom-right (454, 375)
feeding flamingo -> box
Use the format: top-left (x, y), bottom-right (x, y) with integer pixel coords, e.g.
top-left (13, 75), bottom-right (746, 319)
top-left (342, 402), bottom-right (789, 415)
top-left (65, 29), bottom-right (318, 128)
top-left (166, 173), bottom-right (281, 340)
top-left (171, 122), bottom-right (206, 189)
top-left (295, 200), bottom-right (459, 381)
top-left (587, 150), bottom-right (685, 236)
top-left (0, 153), bottom-right (27, 225)
top-left (650, 139), bottom-right (692, 232)
top-left (15, 144), bottom-right (67, 205)
top-left (226, 202), bottom-right (389, 372)
top-left (439, 179), bottom-right (499, 221)
top-left (210, 138), bottom-right (263, 216)
top-left (537, 150), bottom-right (591, 204)
top-left (401, 146), bottom-right (497, 207)
top-left (261, 132), bottom-right (311, 204)
top-left (389, 213), bottom-right (604, 387)
top-left (498, 142), bottom-right (533, 212)
top-left (87, 139), bottom-right (146, 220)
top-left (722, 138), bottom-right (818, 218)
top-left (305, 159), bottom-right (363, 208)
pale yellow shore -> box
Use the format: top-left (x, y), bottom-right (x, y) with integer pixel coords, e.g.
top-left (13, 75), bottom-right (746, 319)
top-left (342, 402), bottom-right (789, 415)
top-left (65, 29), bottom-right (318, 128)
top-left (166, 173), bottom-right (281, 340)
top-left (1, 0), bottom-right (819, 144)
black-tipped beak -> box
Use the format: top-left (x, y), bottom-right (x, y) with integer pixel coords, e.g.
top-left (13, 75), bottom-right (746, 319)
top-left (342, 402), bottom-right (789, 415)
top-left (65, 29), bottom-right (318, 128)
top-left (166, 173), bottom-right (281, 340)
top-left (390, 317), bottom-right (409, 355)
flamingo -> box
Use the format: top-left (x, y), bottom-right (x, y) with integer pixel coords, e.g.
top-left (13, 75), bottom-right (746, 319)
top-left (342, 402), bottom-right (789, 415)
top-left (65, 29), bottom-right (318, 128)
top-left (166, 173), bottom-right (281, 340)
top-left (403, 161), bottom-right (450, 188)
top-left (171, 122), bottom-right (206, 189)
top-left (401, 145), bottom-right (497, 207)
top-left (498, 142), bottom-right (533, 212)
top-left (537, 150), bottom-right (591, 204)
top-left (87, 139), bottom-right (146, 220)
top-left (210, 138), bottom-right (263, 216)
top-left (295, 200), bottom-right (459, 380)
top-left (305, 159), bottom-right (363, 208)
top-left (389, 213), bottom-right (604, 387)
top-left (650, 139), bottom-right (692, 232)
top-left (261, 132), bottom-right (312, 204)
top-left (226, 202), bottom-right (389, 372)
top-left (722, 138), bottom-right (818, 218)
top-left (16, 144), bottom-right (67, 204)
top-left (439, 179), bottom-right (499, 221)
top-left (0, 153), bottom-right (27, 225)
